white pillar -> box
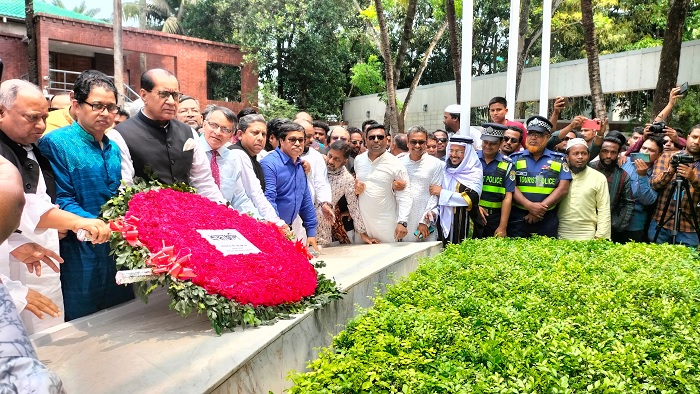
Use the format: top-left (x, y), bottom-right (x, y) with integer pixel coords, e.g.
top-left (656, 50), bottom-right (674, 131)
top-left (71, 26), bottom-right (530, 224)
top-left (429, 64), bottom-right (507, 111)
top-left (539, 0), bottom-right (552, 116)
top-left (459, 0), bottom-right (473, 135)
top-left (505, 0), bottom-right (520, 121)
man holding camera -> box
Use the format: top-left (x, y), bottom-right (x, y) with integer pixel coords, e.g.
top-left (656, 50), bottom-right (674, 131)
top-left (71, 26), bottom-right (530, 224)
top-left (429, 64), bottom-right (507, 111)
top-left (649, 125), bottom-right (700, 247)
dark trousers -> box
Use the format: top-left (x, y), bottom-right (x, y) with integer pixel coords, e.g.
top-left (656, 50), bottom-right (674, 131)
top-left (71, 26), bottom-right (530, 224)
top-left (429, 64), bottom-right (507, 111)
top-left (472, 208), bottom-right (502, 239)
top-left (507, 207), bottom-right (559, 238)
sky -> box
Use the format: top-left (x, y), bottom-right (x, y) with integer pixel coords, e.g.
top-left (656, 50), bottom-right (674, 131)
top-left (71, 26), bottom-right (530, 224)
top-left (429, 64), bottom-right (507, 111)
top-left (53, 0), bottom-right (138, 26)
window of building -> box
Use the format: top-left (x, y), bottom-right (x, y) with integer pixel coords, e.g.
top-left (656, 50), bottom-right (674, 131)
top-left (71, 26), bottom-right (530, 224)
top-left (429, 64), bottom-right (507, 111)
top-left (206, 62), bottom-right (241, 102)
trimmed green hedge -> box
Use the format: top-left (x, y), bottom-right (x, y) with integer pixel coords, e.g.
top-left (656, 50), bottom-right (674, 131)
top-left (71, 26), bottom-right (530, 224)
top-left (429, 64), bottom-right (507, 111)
top-left (288, 237), bottom-right (700, 393)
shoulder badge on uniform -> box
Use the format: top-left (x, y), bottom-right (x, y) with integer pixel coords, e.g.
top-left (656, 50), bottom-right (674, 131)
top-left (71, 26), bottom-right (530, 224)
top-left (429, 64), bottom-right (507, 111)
top-left (509, 170), bottom-right (516, 181)
top-left (562, 162), bottom-right (570, 172)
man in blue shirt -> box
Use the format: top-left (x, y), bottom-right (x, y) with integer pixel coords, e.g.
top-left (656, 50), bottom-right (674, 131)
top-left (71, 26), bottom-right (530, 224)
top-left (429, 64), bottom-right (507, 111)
top-left (620, 135), bottom-right (663, 242)
top-left (260, 122), bottom-right (319, 250)
top-left (38, 70), bottom-right (134, 320)
top-left (474, 123), bottom-right (515, 238)
top-left (508, 116), bottom-right (572, 238)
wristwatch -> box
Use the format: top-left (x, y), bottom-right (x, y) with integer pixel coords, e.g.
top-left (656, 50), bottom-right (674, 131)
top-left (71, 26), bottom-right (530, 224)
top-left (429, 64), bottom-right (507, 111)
top-left (398, 221), bottom-right (407, 228)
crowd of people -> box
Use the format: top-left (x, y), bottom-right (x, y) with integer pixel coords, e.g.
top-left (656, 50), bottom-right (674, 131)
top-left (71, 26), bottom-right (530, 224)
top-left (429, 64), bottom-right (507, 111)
top-left (0, 68), bottom-right (699, 389)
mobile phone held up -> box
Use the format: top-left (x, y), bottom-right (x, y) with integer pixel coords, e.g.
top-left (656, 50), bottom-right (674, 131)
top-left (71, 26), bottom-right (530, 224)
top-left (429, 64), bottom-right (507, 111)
top-left (414, 225), bottom-right (435, 239)
top-left (581, 118), bottom-right (601, 131)
top-left (629, 152), bottom-right (650, 163)
top-left (679, 82), bottom-right (689, 96)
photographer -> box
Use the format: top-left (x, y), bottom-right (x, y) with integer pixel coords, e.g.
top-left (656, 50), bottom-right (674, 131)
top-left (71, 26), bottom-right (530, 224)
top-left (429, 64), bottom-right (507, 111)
top-left (626, 87), bottom-right (688, 155)
top-left (649, 125), bottom-right (700, 247)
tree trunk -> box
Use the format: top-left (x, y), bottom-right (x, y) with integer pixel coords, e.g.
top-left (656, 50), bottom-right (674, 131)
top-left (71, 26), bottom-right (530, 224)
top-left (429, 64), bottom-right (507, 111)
top-left (400, 20), bottom-right (448, 132)
top-left (515, 0), bottom-right (564, 101)
top-left (393, 0), bottom-right (419, 84)
top-left (580, 0), bottom-right (607, 123)
top-left (276, 38), bottom-right (284, 98)
top-left (374, 0), bottom-right (399, 134)
top-left (651, 0), bottom-right (691, 116)
top-left (25, 0), bottom-right (38, 85)
top-left (114, 0), bottom-right (125, 107)
top-left (446, 0), bottom-right (461, 103)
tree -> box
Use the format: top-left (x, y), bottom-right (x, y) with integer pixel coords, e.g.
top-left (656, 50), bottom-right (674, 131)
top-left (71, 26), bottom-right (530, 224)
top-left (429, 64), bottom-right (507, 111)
top-left (51, 0), bottom-right (101, 17)
top-left (580, 0), bottom-right (606, 123)
top-left (651, 0), bottom-right (692, 116)
top-left (445, 0), bottom-right (460, 103)
top-left (350, 55), bottom-right (386, 96)
top-left (25, 0), bottom-right (38, 85)
top-left (123, 0), bottom-right (195, 34)
top-left (355, 0), bottom-right (448, 133)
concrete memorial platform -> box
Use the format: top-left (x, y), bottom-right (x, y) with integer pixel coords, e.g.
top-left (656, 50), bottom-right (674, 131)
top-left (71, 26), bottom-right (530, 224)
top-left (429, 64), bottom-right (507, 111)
top-left (31, 241), bottom-right (442, 393)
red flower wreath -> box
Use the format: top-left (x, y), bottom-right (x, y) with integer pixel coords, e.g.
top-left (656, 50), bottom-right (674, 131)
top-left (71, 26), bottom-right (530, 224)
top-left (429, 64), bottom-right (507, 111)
top-left (126, 188), bottom-right (318, 306)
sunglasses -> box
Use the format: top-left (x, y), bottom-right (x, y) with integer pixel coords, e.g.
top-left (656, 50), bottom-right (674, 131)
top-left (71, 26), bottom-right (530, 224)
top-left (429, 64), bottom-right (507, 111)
top-left (502, 136), bottom-right (519, 144)
top-left (436, 138), bottom-right (448, 143)
top-left (367, 135), bottom-right (386, 141)
top-left (409, 140), bottom-right (426, 145)
top-left (286, 137), bottom-right (305, 144)
top-left (351, 140), bottom-right (362, 145)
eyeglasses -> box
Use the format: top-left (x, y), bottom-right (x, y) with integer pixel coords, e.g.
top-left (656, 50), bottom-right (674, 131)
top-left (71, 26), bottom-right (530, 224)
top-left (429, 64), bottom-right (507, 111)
top-left (177, 108), bottom-right (200, 114)
top-left (367, 135), bottom-right (386, 141)
top-left (286, 137), bottom-right (305, 144)
top-left (502, 136), bottom-right (520, 144)
top-left (147, 90), bottom-right (181, 101)
top-left (82, 102), bottom-right (120, 114)
top-left (206, 121), bottom-right (233, 134)
top-left (527, 132), bottom-right (547, 139)
top-left (436, 138), bottom-right (448, 143)
top-left (561, 137), bottom-right (572, 142)
top-left (409, 140), bottom-right (426, 145)
top-left (330, 136), bottom-right (349, 142)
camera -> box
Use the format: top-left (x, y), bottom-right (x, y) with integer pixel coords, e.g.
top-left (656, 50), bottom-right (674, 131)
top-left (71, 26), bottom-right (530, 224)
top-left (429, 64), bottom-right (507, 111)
top-left (671, 153), bottom-right (695, 167)
top-left (649, 121), bottom-right (666, 134)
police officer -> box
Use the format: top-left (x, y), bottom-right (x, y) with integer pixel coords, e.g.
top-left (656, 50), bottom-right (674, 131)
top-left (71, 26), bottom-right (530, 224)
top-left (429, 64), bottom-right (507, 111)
top-left (508, 115), bottom-right (572, 237)
top-left (473, 123), bottom-right (515, 238)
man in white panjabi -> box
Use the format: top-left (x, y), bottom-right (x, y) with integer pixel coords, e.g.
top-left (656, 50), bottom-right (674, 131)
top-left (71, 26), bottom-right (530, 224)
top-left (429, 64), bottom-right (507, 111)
top-left (401, 125), bottom-right (444, 242)
top-left (355, 124), bottom-right (412, 243)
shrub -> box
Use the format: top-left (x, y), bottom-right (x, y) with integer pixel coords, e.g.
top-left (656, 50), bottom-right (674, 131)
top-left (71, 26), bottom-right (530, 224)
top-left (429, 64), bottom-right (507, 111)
top-left (288, 237), bottom-right (700, 393)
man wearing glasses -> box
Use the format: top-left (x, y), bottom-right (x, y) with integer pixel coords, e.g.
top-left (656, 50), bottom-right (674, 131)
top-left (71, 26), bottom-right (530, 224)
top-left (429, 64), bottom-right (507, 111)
top-left (261, 122), bottom-right (319, 251)
top-left (111, 68), bottom-right (224, 202)
top-left (355, 124), bottom-right (412, 243)
top-left (508, 116), bottom-right (571, 238)
top-left (38, 71), bottom-right (134, 321)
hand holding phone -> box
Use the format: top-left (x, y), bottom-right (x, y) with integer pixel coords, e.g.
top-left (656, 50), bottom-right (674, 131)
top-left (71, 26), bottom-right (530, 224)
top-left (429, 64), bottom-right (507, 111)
top-left (629, 152), bottom-right (650, 163)
top-left (581, 118), bottom-right (601, 131)
top-left (679, 82), bottom-right (689, 96)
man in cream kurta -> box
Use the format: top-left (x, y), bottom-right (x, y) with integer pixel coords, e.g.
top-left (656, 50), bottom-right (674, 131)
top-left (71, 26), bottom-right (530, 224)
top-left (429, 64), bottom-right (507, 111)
top-left (558, 138), bottom-right (611, 240)
top-left (355, 124), bottom-right (412, 243)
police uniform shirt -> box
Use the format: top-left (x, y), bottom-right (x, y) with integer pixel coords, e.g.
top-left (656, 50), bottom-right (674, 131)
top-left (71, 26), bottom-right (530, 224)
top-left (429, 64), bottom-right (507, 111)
top-left (510, 148), bottom-right (572, 208)
top-left (477, 150), bottom-right (515, 210)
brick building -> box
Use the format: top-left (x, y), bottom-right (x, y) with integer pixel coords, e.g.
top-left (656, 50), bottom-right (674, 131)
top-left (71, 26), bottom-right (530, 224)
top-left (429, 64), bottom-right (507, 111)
top-left (0, 0), bottom-right (256, 111)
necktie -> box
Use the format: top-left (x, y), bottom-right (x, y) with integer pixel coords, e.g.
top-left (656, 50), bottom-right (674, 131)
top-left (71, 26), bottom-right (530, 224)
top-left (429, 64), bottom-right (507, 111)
top-left (210, 150), bottom-right (220, 187)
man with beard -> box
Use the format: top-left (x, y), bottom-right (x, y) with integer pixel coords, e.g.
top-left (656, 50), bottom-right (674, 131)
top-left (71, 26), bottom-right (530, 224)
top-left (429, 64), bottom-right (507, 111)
top-left (620, 135), bottom-right (664, 242)
top-left (317, 140), bottom-right (374, 246)
top-left (428, 135), bottom-right (482, 245)
top-left (355, 124), bottom-right (412, 243)
top-left (500, 125), bottom-right (523, 157)
top-left (473, 123), bottom-right (514, 239)
top-left (508, 116), bottom-right (572, 238)
top-left (557, 138), bottom-right (611, 240)
top-left (589, 131), bottom-right (634, 241)
top-left (649, 125), bottom-right (700, 247)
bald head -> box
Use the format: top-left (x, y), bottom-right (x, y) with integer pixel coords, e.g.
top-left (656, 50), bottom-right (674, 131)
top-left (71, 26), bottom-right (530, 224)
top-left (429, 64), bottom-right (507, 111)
top-left (0, 79), bottom-right (48, 145)
top-left (294, 111), bottom-right (313, 123)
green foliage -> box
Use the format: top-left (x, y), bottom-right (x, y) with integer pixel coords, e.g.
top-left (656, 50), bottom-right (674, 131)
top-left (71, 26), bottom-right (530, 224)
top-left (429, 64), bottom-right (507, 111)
top-left (258, 85), bottom-right (300, 121)
top-left (289, 237), bottom-right (700, 392)
top-left (100, 178), bottom-right (344, 335)
top-left (350, 55), bottom-right (386, 96)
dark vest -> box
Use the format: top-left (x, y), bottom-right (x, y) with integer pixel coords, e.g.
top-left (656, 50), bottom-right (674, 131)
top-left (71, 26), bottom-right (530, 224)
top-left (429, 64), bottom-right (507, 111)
top-left (229, 140), bottom-right (265, 192)
top-left (480, 160), bottom-right (510, 209)
top-left (0, 130), bottom-right (56, 202)
top-left (115, 111), bottom-right (194, 184)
